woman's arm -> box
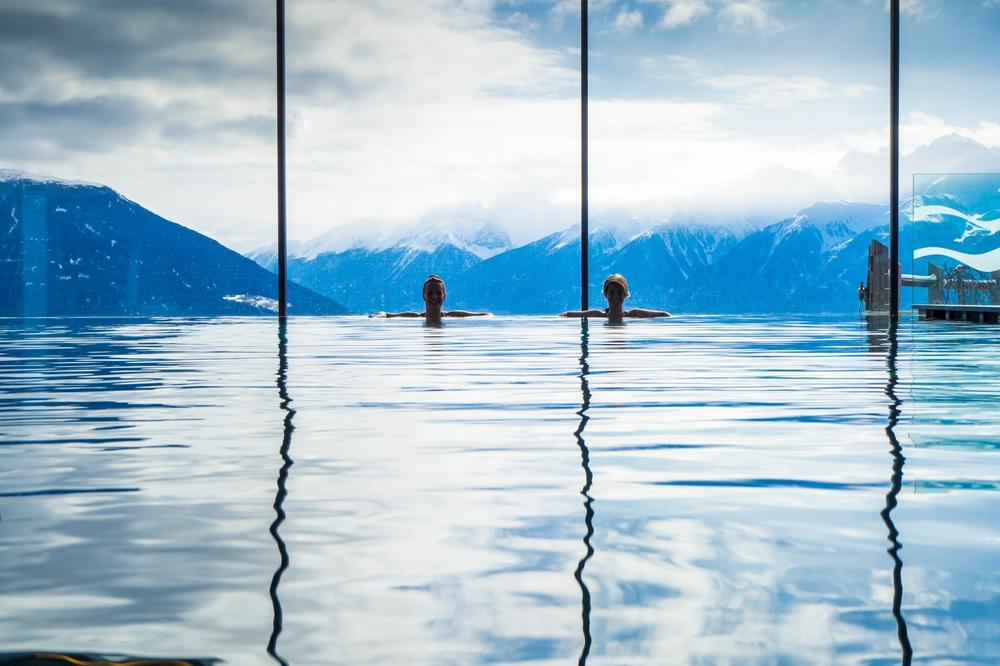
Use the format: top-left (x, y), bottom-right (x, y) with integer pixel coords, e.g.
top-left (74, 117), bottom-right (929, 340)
top-left (370, 311), bottom-right (424, 318)
top-left (625, 308), bottom-right (671, 318)
top-left (560, 309), bottom-right (606, 318)
top-left (443, 310), bottom-right (492, 317)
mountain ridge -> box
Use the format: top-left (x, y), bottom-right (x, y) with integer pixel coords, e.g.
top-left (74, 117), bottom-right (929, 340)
top-left (1, 175), bottom-right (346, 316)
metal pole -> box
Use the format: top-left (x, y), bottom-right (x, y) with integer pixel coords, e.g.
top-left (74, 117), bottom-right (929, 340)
top-left (580, 0), bottom-right (589, 311)
top-left (277, 0), bottom-right (288, 319)
top-left (889, 0), bottom-right (900, 320)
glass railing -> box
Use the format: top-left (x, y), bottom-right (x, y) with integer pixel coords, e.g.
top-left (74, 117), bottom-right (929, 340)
top-left (911, 173), bottom-right (1000, 307)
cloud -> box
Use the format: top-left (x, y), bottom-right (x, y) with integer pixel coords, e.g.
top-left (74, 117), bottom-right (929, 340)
top-left (660, 0), bottom-right (711, 28)
top-left (703, 74), bottom-right (875, 108)
top-left (638, 54), bottom-right (701, 77)
top-left (717, 0), bottom-right (785, 33)
top-left (898, 112), bottom-right (1000, 151)
top-left (847, 114), bottom-right (988, 160)
top-left (613, 8), bottom-right (645, 33)
top-left (863, 0), bottom-right (939, 20)
top-left (0, 0), bottom-right (581, 249)
top-left (549, 0), bottom-right (579, 24)
top-left (900, 0), bottom-right (940, 19)
top-left (588, 98), bottom-right (850, 213)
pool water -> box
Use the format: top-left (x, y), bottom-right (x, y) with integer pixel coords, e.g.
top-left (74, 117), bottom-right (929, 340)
top-left (1, 316), bottom-right (999, 665)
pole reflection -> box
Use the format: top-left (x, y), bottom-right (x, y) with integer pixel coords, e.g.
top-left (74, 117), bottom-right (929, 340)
top-left (268, 321), bottom-right (295, 666)
top-left (878, 321), bottom-right (913, 665)
top-left (573, 320), bottom-right (594, 665)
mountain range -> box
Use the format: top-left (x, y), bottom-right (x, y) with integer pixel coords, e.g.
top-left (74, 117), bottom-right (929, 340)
top-left (248, 200), bottom-right (901, 314)
top-left (4, 165), bottom-right (960, 317)
top-left (1, 171), bottom-right (345, 316)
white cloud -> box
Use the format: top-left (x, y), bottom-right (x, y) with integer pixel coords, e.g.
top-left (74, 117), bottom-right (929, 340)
top-left (549, 0), bottom-right (579, 25)
top-left (901, 0), bottom-right (940, 19)
top-left (975, 121), bottom-right (1000, 146)
top-left (703, 74), bottom-right (875, 108)
top-left (613, 8), bottom-right (645, 33)
top-left (864, 0), bottom-right (939, 20)
top-left (639, 54), bottom-right (700, 76)
top-left (587, 98), bottom-right (849, 214)
top-left (660, 0), bottom-right (711, 28)
top-left (842, 112), bottom-right (1000, 158)
top-left (551, 0), bottom-right (616, 25)
top-left (899, 112), bottom-right (1000, 151)
top-left (6, 0), bottom-right (584, 249)
top-left (717, 0), bottom-right (785, 33)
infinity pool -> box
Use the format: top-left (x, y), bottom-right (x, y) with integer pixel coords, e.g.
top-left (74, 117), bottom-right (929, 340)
top-left (2, 316), bottom-right (999, 664)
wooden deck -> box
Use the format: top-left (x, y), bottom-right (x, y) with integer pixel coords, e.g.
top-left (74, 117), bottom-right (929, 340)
top-left (915, 303), bottom-right (1000, 324)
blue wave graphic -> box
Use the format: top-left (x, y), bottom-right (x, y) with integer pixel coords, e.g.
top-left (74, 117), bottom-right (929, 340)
top-left (914, 245), bottom-right (1000, 272)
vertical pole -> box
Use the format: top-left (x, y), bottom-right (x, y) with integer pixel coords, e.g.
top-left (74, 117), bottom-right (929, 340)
top-left (889, 0), bottom-right (900, 320)
top-left (277, 0), bottom-right (288, 319)
top-left (580, 0), bottom-right (589, 311)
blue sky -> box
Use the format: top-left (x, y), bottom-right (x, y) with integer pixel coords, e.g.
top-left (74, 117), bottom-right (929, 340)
top-left (1, 0), bottom-right (998, 249)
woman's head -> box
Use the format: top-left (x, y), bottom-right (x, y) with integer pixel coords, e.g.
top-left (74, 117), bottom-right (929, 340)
top-left (422, 275), bottom-right (446, 309)
top-left (603, 274), bottom-right (629, 306)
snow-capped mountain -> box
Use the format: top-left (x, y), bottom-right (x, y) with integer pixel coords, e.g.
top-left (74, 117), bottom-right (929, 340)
top-left (771, 201), bottom-right (887, 251)
top-left (4, 167), bottom-right (916, 315)
top-left (400, 203), bottom-right (512, 259)
top-left (683, 201), bottom-right (890, 313)
top-left (0, 173), bottom-right (345, 316)
top-left (244, 199), bottom-right (897, 314)
top-left (248, 202), bottom-right (514, 269)
top-left (0, 169), bottom-right (101, 188)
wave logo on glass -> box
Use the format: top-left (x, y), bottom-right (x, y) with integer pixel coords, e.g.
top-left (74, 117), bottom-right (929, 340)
top-left (912, 173), bottom-right (1000, 305)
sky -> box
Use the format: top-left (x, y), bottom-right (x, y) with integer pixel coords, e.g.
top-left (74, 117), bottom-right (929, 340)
top-left (1, 0), bottom-right (999, 250)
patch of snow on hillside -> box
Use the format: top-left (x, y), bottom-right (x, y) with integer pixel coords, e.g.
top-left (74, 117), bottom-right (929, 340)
top-left (548, 226), bottom-right (580, 252)
top-left (224, 294), bottom-right (279, 312)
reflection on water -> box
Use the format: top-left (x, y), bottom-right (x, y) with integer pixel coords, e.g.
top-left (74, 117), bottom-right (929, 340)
top-left (878, 322), bottom-right (913, 665)
top-left (268, 323), bottom-right (294, 666)
top-left (573, 321), bottom-right (594, 666)
top-left (1, 315), bottom-right (999, 664)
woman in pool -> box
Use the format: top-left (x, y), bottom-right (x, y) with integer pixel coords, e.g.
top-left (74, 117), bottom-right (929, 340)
top-left (561, 274), bottom-right (670, 324)
top-left (372, 275), bottom-right (491, 325)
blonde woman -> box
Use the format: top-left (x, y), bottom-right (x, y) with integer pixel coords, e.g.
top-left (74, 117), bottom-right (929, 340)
top-left (561, 274), bottom-right (670, 324)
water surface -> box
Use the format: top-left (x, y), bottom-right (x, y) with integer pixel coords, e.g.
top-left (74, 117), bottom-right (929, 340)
top-left (1, 316), bottom-right (998, 664)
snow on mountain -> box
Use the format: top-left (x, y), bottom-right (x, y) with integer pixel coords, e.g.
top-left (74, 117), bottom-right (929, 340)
top-left (643, 221), bottom-right (738, 257)
top-left (396, 202), bottom-right (512, 259)
top-left (0, 168), bottom-right (101, 188)
top-left (545, 208), bottom-right (651, 253)
top-left (774, 201), bottom-right (887, 250)
top-left (292, 217), bottom-right (395, 259)
top-left (251, 202), bottom-right (514, 263)
top-left (589, 208), bottom-right (645, 247)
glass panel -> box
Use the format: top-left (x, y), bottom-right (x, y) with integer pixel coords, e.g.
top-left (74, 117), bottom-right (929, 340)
top-left (900, 3), bottom-right (1000, 311)
top-left (911, 173), bottom-right (1000, 306)
top-left (587, 1), bottom-right (887, 314)
top-left (0, 3), bottom-right (333, 316)
top-left (276, 2), bottom-right (579, 315)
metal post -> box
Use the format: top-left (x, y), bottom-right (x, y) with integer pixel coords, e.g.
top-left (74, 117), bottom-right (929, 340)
top-left (277, 0), bottom-right (288, 319)
top-left (580, 0), bottom-right (589, 311)
top-left (889, 0), bottom-right (900, 320)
